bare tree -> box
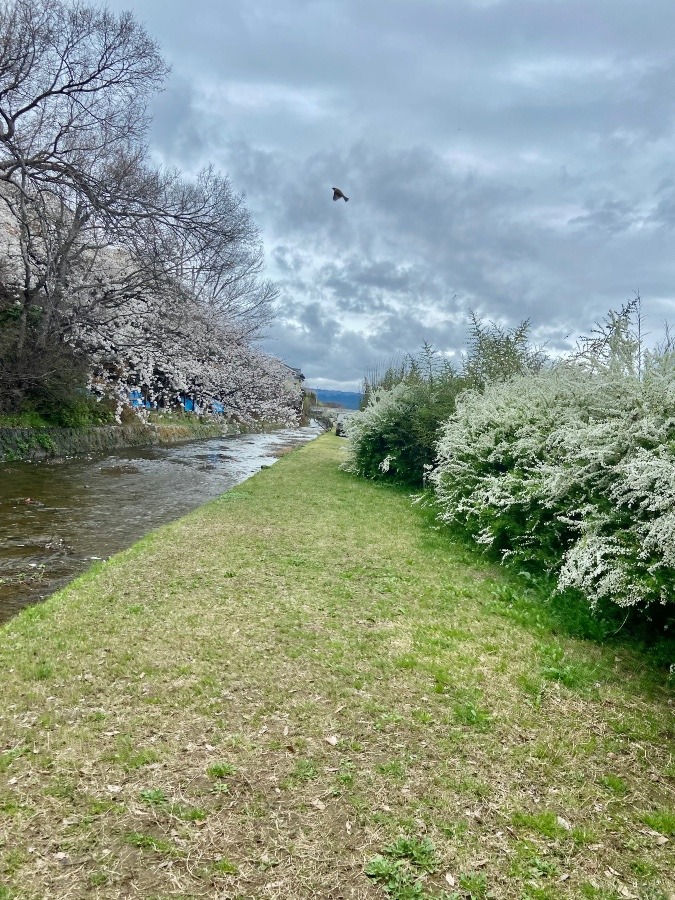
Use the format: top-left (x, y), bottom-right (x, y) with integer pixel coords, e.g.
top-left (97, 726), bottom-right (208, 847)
top-left (0, 0), bottom-right (169, 406)
top-left (161, 167), bottom-right (278, 338)
top-left (0, 0), bottom-right (278, 414)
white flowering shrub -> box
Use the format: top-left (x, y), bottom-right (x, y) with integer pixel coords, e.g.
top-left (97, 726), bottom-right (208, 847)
top-left (431, 354), bottom-right (675, 615)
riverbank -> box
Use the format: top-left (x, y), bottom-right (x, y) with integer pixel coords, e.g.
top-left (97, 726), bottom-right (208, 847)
top-left (1, 435), bottom-right (673, 899)
top-left (0, 418), bottom-right (292, 462)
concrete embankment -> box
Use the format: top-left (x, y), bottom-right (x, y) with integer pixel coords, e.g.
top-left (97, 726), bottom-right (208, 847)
top-left (0, 421), bottom-right (229, 462)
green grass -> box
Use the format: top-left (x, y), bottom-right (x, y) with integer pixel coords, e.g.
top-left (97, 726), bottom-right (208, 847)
top-left (0, 435), bottom-right (673, 899)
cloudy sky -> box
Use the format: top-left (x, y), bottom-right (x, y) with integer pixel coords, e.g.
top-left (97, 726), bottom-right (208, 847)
top-left (107, 0), bottom-right (675, 390)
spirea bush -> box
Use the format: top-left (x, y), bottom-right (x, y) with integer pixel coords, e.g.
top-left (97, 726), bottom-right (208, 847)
top-left (345, 321), bottom-right (543, 487)
top-left (344, 377), bottom-right (464, 485)
top-left (430, 355), bottom-right (675, 615)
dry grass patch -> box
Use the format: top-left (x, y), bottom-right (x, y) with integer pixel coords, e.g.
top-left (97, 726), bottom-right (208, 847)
top-left (0, 435), bottom-right (673, 899)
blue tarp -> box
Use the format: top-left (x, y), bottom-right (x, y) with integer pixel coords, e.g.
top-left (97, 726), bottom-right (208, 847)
top-left (129, 390), bottom-right (152, 409)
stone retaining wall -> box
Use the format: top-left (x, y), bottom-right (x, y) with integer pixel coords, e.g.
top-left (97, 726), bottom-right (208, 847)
top-left (0, 421), bottom-right (229, 462)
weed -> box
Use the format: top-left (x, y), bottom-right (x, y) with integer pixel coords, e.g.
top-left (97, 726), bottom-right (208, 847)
top-left (384, 836), bottom-right (438, 872)
top-left (1, 849), bottom-right (27, 876)
top-left (106, 735), bottom-right (160, 771)
top-left (213, 858), bottom-right (238, 874)
top-left (288, 759), bottom-right (318, 782)
top-left (123, 832), bottom-right (175, 855)
top-left (640, 810), bottom-right (675, 836)
top-left (366, 835), bottom-right (441, 899)
top-left (336, 760), bottom-right (356, 785)
top-left (0, 747), bottom-right (28, 773)
top-left (538, 644), bottom-right (601, 692)
top-left (140, 789), bottom-right (167, 807)
top-left (46, 776), bottom-right (76, 800)
top-left (458, 871), bottom-right (488, 899)
top-left (207, 761), bottom-right (236, 779)
top-left (580, 883), bottom-right (622, 899)
top-left (364, 855), bottom-right (425, 899)
top-left (511, 811), bottom-right (567, 839)
top-left (600, 774), bottom-right (628, 796)
top-left (452, 698), bottom-right (491, 730)
top-left (376, 759), bottom-right (407, 780)
top-left (170, 803), bottom-right (207, 822)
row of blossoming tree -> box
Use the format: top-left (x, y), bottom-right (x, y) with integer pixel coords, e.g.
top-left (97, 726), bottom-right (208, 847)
top-left (345, 303), bottom-right (675, 630)
top-left (0, 0), bottom-right (299, 427)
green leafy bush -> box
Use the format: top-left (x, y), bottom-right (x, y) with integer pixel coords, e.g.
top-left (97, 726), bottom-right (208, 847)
top-left (345, 348), bottom-right (465, 485)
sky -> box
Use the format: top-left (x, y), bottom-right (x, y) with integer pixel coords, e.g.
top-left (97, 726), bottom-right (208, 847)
top-left (106, 0), bottom-right (675, 390)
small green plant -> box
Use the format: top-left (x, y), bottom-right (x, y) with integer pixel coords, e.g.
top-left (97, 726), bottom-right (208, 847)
top-left (336, 760), bottom-right (356, 785)
top-left (2, 849), bottom-right (27, 876)
top-left (123, 832), bottom-right (175, 854)
top-left (45, 776), bottom-right (76, 800)
top-left (640, 810), bottom-right (675, 836)
top-left (207, 762), bottom-right (236, 779)
top-left (170, 803), bottom-right (207, 822)
top-left (288, 758), bottom-right (318, 783)
top-left (140, 788), bottom-right (167, 807)
top-left (458, 871), bottom-right (488, 899)
top-left (0, 747), bottom-right (28, 774)
top-left (384, 836), bottom-right (438, 873)
top-left (600, 774), bottom-right (628, 796)
top-left (376, 759), bottom-right (407, 780)
top-left (511, 811), bottom-right (567, 840)
top-left (365, 835), bottom-right (440, 899)
top-left (106, 736), bottom-right (160, 771)
top-left (213, 858), bottom-right (238, 874)
top-left (452, 699), bottom-right (491, 729)
top-left (364, 855), bottom-right (425, 899)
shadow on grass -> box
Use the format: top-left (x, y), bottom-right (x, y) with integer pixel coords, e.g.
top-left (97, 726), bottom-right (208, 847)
top-left (346, 472), bottom-right (675, 679)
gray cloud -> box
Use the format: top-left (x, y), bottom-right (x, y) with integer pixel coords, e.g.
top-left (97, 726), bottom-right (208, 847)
top-left (105, 0), bottom-right (675, 389)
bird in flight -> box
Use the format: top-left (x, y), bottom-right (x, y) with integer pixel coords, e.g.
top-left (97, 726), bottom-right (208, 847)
top-left (332, 187), bottom-right (349, 202)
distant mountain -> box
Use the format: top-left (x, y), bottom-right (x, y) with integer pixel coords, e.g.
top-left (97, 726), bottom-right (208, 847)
top-left (311, 389), bottom-right (362, 410)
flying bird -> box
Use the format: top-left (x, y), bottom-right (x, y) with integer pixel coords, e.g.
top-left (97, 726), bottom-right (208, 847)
top-left (332, 187), bottom-right (349, 202)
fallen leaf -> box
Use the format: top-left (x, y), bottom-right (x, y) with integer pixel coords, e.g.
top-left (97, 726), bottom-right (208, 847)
top-left (445, 873), bottom-right (456, 887)
top-left (311, 798), bottom-right (326, 811)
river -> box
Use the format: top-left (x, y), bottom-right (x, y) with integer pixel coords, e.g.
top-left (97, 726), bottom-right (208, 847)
top-left (0, 423), bottom-right (323, 624)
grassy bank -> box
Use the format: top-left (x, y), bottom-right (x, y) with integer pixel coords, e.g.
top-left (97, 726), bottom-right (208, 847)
top-left (0, 435), bottom-right (673, 900)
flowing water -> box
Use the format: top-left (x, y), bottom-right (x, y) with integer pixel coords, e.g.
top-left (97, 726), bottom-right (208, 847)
top-left (0, 423), bottom-right (323, 624)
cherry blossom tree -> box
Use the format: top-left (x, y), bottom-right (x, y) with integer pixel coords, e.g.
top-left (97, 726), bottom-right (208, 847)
top-left (0, 0), bottom-right (296, 424)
